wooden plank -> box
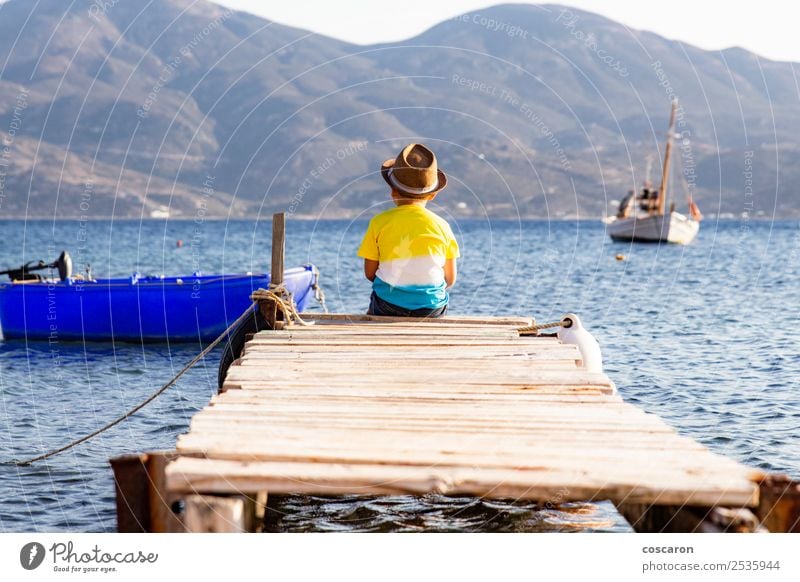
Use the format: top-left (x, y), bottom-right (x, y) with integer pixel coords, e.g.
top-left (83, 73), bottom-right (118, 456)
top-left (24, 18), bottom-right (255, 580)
top-left (201, 399), bottom-right (651, 420)
top-left (183, 418), bottom-right (713, 448)
top-left (242, 339), bottom-right (570, 347)
top-left (251, 337), bottom-right (542, 341)
top-left (243, 340), bottom-right (565, 348)
top-left (222, 380), bottom-right (610, 395)
top-left (240, 349), bottom-right (579, 359)
top-left (182, 426), bottom-right (708, 452)
top-left (176, 414), bottom-right (712, 447)
top-left (256, 329), bottom-right (552, 336)
top-left (239, 352), bottom-right (582, 362)
top-left (211, 390), bottom-right (622, 403)
top-left (194, 413), bottom-right (662, 431)
top-left (238, 354), bottom-right (581, 365)
top-left (226, 376), bottom-right (614, 393)
top-left (190, 412), bottom-right (681, 435)
top-left (246, 341), bottom-right (557, 348)
top-left (201, 406), bottom-right (659, 426)
top-left (257, 332), bottom-right (522, 341)
top-left (192, 407), bottom-right (670, 425)
top-left (250, 335), bottom-right (522, 342)
top-left (224, 368), bottom-right (616, 392)
top-left (236, 360), bottom-right (581, 371)
top-left (267, 324), bottom-right (520, 332)
top-left (189, 417), bottom-right (669, 436)
top-left (296, 313), bottom-right (534, 326)
top-left (225, 365), bottom-right (609, 383)
top-left (225, 381), bottom-right (616, 396)
top-left (188, 416), bottom-right (697, 441)
top-left (239, 342), bottom-right (580, 359)
top-left (223, 381), bottom-right (613, 393)
top-left (166, 457), bottom-right (758, 507)
top-left (282, 324), bottom-right (525, 332)
top-left (294, 325), bottom-right (526, 333)
top-left (174, 435), bottom-right (752, 476)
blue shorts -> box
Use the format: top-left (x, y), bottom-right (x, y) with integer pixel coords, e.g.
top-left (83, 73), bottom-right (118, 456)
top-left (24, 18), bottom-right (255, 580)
top-left (367, 291), bottom-right (448, 318)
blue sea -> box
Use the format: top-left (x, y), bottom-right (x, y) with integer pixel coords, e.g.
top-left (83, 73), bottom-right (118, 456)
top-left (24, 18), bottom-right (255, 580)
top-left (0, 217), bottom-right (798, 532)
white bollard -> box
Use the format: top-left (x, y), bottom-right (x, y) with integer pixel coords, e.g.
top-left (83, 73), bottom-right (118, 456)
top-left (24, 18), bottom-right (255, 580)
top-left (557, 313), bottom-right (604, 374)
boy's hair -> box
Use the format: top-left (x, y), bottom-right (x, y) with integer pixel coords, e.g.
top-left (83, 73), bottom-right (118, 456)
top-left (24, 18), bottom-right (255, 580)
top-left (391, 188), bottom-right (436, 202)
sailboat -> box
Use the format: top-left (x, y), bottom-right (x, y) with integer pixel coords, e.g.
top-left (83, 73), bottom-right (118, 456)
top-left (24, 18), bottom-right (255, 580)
top-left (605, 99), bottom-right (702, 244)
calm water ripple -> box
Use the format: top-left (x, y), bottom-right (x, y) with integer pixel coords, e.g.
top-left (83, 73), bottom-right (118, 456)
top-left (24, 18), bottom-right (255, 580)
top-left (0, 218), bottom-right (798, 532)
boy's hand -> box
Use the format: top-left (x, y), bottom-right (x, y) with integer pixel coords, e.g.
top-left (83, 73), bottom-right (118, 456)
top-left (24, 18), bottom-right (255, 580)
top-left (444, 258), bottom-right (457, 288)
top-left (364, 259), bottom-right (379, 282)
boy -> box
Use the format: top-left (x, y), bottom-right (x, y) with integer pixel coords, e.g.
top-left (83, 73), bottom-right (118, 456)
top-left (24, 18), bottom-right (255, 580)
top-left (358, 143), bottom-right (459, 317)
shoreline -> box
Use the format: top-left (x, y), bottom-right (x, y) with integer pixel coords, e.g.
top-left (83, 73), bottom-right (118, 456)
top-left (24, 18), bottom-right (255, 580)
top-left (0, 216), bottom-right (795, 222)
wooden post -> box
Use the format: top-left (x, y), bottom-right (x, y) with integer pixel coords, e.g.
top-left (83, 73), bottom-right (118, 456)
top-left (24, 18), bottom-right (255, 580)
top-left (246, 491), bottom-right (269, 532)
top-left (616, 502), bottom-right (763, 533)
top-left (184, 494), bottom-right (255, 533)
top-left (109, 454), bottom-right (151, 532)
top-left (109, 451), bottom-right (184, 532)
top-left (262, 212), bottom-right (286, 330)
top-left (757, 475), bottom-right (800, 532)
top-left (146, 452), bottom-right (184, 533)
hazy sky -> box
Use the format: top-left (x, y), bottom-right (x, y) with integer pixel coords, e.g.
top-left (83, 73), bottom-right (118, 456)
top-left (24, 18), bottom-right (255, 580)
top-left (214, 0), bottom-right (800, 62)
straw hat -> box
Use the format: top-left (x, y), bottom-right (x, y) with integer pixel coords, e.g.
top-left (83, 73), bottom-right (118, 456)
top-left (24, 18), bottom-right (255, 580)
top-left (381, 143), bottom-right (447, 197)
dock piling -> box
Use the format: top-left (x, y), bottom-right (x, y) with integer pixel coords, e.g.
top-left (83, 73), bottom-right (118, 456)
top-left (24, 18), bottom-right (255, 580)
top-left (109, 451), bottom-right (183, 533)
top-left (261, 212), bottom-right (286, 330)
top-left (757, 474), bottom-right (800, 533)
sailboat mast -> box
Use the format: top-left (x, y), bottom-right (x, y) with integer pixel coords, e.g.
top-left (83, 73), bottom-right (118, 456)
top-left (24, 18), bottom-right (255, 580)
top-left (657, 99), bottom-right (678, 216)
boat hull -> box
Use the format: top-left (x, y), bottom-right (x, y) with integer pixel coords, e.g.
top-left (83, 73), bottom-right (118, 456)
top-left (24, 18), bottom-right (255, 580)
top-left (606, 212), bottom-right (699, 244)
top-left (0, 266), bottom-right (317, 342)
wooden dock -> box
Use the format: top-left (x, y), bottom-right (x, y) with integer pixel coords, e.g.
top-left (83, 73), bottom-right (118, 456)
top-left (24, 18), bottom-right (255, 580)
top-left (110, 313), bottom-right (800, 533)
top-left (109, 214), bottom-right (799, 533)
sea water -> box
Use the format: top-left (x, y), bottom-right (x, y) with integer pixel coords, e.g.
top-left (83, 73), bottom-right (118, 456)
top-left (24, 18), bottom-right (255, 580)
top-left (0, 217), bottom-right (798, 532)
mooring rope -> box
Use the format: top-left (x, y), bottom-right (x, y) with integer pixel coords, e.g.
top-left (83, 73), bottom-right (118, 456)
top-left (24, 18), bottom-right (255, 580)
top-left (7, 283), bottom-right (315, 466)
top-left (311, 273), bottom-right (329, 314)
top-left (250, 283), bottom-right (313, 326)
top-left (517, 319), bottom-right (568, 335)
top-left (8, 303), bottom-right (259, 467)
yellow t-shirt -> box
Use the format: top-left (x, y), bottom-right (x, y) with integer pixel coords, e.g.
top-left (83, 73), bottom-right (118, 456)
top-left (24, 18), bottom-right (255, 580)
top-left (358, 205), bottom-right (459, 310)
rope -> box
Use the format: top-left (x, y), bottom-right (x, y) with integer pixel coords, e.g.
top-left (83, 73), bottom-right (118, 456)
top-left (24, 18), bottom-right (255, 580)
top-left (517, 319), bottom-right (568, 335)
top-left (9, 303), bottom-right (258, 467)
top-left (250, 283), bottom-right (313, 326)
top-left (310, 270), bottom-right (328, 314)
top-left (7, 280), bottom-right (315, 466)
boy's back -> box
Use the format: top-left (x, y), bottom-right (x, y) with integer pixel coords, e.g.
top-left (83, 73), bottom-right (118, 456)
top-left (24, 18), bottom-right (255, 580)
top-left (358, 204), bottom-right (459, 311)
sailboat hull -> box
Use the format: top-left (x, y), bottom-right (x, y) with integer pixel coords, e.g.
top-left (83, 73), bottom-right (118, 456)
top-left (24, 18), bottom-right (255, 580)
top-left (606, 212), bottom-right (699, 244)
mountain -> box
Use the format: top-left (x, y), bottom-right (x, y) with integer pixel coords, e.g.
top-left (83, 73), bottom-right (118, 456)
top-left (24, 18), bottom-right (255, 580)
top-left (0, 0), bottom-right (797, 219)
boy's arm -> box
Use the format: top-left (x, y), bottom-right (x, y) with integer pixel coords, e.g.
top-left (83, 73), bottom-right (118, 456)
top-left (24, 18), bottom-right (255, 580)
top-left (444, 258), bottom-right (457, 288)
top-left (364, 259), bottom-right (379, 282)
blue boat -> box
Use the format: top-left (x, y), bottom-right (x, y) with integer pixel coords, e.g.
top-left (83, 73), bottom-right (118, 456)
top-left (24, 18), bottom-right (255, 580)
top-left (0, 252), bottom-right (318, 342)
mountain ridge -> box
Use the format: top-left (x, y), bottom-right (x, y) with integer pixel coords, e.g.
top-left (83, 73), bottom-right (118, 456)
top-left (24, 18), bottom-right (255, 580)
top-left (0, 0), bottom-right (796, 219)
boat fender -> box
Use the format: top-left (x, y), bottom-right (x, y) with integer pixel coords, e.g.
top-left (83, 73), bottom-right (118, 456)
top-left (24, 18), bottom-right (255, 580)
top-left (557, 313), bottom-right (603, 374)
